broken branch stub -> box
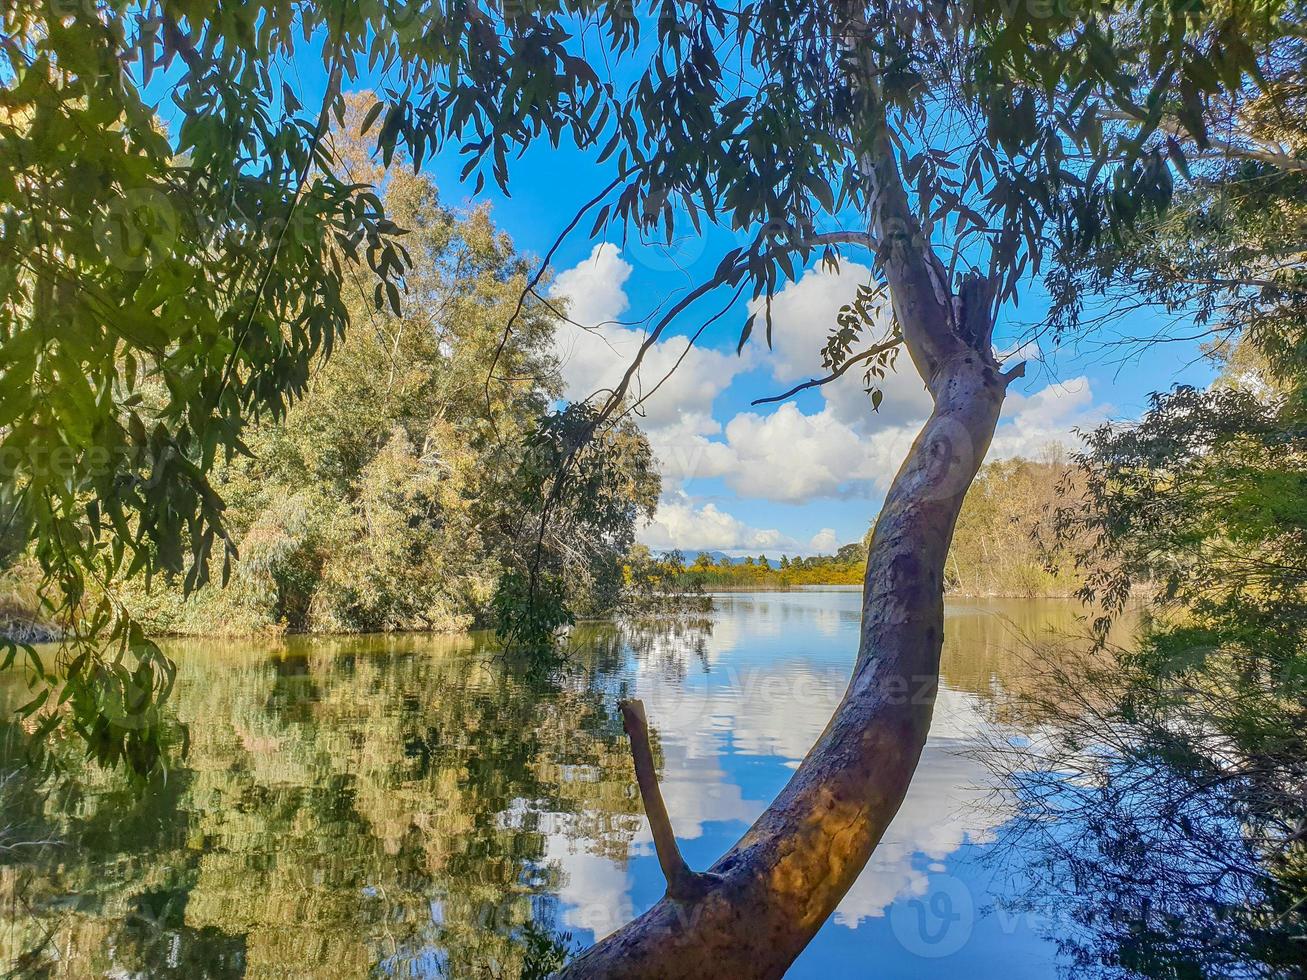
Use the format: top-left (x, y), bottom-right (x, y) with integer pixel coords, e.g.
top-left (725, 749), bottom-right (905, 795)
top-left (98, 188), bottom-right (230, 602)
top-left (619, 698), bottom-right (717, 901)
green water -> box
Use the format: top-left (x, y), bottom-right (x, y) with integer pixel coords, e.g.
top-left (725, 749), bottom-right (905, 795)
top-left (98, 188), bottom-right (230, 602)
top-left (0, 593), bottom-right (1102, 978)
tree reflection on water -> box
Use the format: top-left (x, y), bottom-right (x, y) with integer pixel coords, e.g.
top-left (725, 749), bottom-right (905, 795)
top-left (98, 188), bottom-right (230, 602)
top-left (0, 626), bottom-right (666, 978)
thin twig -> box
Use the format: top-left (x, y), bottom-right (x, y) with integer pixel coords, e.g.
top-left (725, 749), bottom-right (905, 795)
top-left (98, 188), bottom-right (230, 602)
top-left (751, 335), bottom-right (903, 406)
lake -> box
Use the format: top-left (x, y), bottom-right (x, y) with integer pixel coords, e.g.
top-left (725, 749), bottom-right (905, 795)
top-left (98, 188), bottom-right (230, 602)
top-left (0, 592), bottom-right (1100, 978)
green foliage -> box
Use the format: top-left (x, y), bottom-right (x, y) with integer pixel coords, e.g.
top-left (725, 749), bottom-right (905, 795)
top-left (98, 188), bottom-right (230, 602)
top-left (670, 493), bottom-right (1086, 596)
top-left (0, 5), bottom-right (409, 770)
top-left (1047, 33), bottom-right (1307, 373)
top-left (2, 77), bottom-right (658, 765)
top-left (113, 115), bottom-right (653, 647)
top-left (176, 128), bottom-right (561, 637)
top-left (620, 547), bottom-right (712, 615)
top-left (0, 0), bottom-right (651, 770)
top-left (681, 545), bottom-right (867, 588)
top-left (545, 0), bottom-right (1284, 341)
top-left (1065, 384), bottom-right (1306, 628)
top-left (489, 403), bottom-right (660, 650)
top-left (492, 570), bottom-right (575, 652)
top-left (1018, 52), bottom-right (1307, 973)
top-left (519, 920), bottom-right (576, 979)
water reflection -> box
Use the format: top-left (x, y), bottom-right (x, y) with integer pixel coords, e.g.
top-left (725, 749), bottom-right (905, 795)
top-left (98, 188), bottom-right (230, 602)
top-left (1, 594), bottom-right (1098, 977)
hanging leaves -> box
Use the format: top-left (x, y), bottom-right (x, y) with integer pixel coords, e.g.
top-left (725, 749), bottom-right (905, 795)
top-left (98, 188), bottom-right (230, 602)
top-left (2, 0), bottom-right (1286, 773)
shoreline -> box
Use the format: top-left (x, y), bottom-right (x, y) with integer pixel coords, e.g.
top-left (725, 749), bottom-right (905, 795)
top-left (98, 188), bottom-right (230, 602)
top-left (2, 589), bottom-right (1092, 645)
top-left (704, 582), bottom-right (1081, 598)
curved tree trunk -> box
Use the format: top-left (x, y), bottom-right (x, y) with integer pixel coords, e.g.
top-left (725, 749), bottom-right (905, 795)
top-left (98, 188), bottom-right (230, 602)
top-left (557, 28), bottom-right (1025, 967)
top-left (558, 335), bottom-right (1019, 978)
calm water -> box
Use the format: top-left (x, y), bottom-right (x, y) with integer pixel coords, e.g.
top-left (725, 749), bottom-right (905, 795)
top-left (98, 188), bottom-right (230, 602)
top-left (1, 592), bottom-right (1097, 978)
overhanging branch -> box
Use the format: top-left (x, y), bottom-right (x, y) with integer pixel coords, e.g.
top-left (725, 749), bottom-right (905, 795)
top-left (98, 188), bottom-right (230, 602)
top-left (804, 230), bottom-right (875, 250)
top-left (1102, 109), bottom-right (1307, 173)
top-left (751, 335), bottom-right (903, 406)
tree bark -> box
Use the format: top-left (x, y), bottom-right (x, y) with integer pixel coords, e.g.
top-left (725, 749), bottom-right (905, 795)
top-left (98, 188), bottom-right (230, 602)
top-left (556, 336), bottom-right (1015, 978)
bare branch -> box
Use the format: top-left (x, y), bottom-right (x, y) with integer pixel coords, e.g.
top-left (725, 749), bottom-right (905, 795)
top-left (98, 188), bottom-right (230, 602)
top-left (589, 228), bottom-right (848, 426)
top-left (803, 230), bottom-right (875, 250)
top-left (486, 166), bottom-right (636, 418)
top-left (595, 273), bottom-right (734, 424)
top-left (619, 699), bottom-right (716, 901)
top-left (617, 281), bottom-right (748, 423)
top-left (751, 335), bottom-right (903, 406)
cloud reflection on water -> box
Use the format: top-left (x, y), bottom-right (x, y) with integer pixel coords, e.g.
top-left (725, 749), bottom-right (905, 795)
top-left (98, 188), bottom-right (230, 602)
top-left (535, 590), bottom-right (1030, 951)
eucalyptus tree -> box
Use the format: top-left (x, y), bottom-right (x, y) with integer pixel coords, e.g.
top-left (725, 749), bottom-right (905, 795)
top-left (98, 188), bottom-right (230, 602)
top-left (0, 0), bottom-right (1291, 972)
top-left (486, 2), bottom-right (1278, 973)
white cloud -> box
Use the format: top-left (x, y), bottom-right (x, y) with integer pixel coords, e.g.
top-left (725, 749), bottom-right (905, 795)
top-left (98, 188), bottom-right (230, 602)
top-left (757, 261), bottom-right (933, 430)
top-left (549, 244), bottom-right (750, 476)
top-left (724, 263), bottom-right (1110, 500)
top-left (550, 241), bottom-right (634, 329)
top-left (543, 830), bottom-right (635, 938)
top-left (809, 528), bottom-right (840, 554)
top-left (638, 491), bottom-right (798, 554)
top-left (715, 403), bottom-right (918, 502)
top-left (657, 262), bottom-right (934, 507)
top-left (685, 369), bottom-right (1105, 506)
top-left (989, 375), bottom-right (1107, 461)
top-left (554, 247), bottom-right (1113, 553)
top-left (636, 414), bottom-right (736, 486)
top-left (704, 267), bottom-right (1109, 502)
top-left (703, 371), bottom-right (1105, 505)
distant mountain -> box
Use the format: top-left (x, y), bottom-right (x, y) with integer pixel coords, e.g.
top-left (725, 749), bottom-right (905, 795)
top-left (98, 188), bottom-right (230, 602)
top-left (657, 549), bottom-right (783, 570)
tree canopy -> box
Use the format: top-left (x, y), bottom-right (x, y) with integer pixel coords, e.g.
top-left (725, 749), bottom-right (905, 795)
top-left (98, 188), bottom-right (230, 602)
top-left (2, 4), bottom-right (1301, 967)
top-left (1008, 46), bottom-right (1307, 975)
top-left (3, 0), bottom-right (1288, 653)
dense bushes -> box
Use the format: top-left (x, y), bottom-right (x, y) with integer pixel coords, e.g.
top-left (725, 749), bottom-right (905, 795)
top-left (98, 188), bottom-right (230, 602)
top-left (948, 449), bottom-right (1084, 597)
top-left (2, 98), bottom-right (660, 643)
top-left (680, 544), bottom-right (867, 589)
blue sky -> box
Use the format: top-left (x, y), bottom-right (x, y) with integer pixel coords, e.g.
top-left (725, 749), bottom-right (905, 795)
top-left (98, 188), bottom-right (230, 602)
top-left (425, 146), bottom-right (1214, 557)
top-left (174, 49), bottom-right (1217, 557)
